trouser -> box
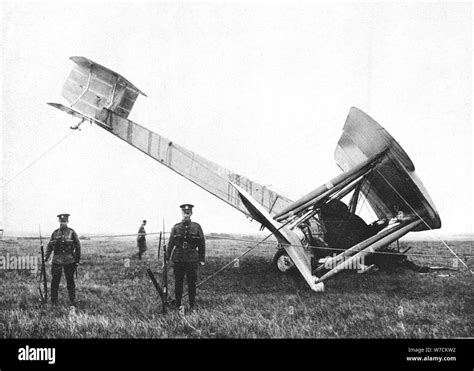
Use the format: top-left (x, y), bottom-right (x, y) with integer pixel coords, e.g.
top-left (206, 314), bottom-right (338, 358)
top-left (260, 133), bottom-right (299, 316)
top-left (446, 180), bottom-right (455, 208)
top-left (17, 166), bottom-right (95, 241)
top-left (138, 241), bottom-right (147, 259)
top-left (51, 263), bottom-right (76, 304)
top-left (173, 261), bottom-right (198, 308)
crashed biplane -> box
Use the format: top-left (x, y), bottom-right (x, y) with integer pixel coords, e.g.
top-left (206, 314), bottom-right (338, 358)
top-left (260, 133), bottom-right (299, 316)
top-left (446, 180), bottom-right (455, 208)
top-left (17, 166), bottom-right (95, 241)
top-left (48, 56), bottom-right (441, 292)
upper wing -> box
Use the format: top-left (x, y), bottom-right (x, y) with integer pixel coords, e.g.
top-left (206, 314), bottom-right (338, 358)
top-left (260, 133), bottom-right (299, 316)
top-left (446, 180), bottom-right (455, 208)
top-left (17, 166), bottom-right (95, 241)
top-left (50, 56), bottom-right (294, 218)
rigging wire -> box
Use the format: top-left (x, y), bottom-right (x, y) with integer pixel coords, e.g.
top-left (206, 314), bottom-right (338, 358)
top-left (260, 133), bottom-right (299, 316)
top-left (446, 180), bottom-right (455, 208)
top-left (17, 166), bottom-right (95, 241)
top-left (4, 231), bottom-right (467, 261)
top-left (180, 217), bottom-right (297, 299)
top-left (1, 119), bottom-right (468, 269)
top-left (1, 130), bottom-right (76, 188)
top-left (89, 118), bottom-right (468, 268)
top-left (375, 169), bottom-right (472, 273)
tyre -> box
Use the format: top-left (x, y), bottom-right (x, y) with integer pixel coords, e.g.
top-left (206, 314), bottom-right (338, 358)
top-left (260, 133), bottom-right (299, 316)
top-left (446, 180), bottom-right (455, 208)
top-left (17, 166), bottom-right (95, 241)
top-left (272, 248), bottom-right (295, 273)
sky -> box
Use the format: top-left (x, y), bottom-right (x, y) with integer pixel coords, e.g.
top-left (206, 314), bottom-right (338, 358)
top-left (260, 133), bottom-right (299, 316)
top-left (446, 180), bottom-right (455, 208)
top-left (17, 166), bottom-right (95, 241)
top-left (1, 1), bottom-right (472, 238)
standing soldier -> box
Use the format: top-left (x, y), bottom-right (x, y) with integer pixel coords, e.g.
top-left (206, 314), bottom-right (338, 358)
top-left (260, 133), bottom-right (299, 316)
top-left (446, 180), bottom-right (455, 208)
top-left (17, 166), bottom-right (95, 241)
top-left (137, 220), bottom-right (147, 259)
top-left (166, 204), bottom-right (205, 312)
top-left (45, 213), bottom-right (81, 307)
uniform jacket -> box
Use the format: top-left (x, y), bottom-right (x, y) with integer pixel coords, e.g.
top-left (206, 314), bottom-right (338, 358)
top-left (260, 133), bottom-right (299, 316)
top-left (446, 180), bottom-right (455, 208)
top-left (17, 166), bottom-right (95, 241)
top-left (45, 227), bottom-right (81, 265)
top-left (167, 220), bottom-right (205, 263)
top-left (137, 224), bottom-right (147, 250)
top-left (137, 225), bottom-right (146, 242)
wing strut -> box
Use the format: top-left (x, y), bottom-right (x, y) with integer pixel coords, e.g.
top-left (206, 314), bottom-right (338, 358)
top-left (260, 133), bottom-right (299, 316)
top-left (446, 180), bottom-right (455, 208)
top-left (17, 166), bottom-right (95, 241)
top-left (316, 219), bottom-right (422, 283)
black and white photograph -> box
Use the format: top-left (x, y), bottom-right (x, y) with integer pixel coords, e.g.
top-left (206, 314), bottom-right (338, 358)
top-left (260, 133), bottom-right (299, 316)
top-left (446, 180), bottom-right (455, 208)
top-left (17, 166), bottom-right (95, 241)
top-left (0, 0), bottom-right (472, 367)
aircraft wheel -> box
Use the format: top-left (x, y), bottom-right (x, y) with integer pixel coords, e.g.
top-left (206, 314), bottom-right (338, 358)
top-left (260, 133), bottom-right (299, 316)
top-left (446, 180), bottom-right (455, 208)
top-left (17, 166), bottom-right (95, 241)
top-left (273, 248), bottom-right (295, 273)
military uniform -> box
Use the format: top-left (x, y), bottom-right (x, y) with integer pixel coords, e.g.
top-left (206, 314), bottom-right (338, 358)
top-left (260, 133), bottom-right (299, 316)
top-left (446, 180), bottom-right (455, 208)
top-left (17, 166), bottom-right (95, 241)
top-left (45, 214), bottom-right (81, 305)
top-left (166, 204), bottom-right (205, 310)
top-left (137, 220), bottom-right (147, 259)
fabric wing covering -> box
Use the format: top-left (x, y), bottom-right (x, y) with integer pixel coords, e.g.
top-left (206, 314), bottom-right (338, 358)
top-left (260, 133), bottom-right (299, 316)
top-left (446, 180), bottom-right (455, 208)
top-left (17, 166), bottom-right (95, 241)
top-left (334, 107), bottom-right (441, 231)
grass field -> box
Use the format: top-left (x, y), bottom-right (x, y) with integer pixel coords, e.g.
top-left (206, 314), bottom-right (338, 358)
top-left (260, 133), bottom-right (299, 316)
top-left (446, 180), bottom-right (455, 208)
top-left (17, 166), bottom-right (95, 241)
top-left (0, 235), bottom-right (472, 338)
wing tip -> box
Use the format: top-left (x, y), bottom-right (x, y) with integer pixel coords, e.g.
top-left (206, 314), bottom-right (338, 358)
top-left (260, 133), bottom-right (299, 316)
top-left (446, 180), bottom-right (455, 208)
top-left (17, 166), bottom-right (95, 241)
top-left (67, 56), bottom-right (147, 97)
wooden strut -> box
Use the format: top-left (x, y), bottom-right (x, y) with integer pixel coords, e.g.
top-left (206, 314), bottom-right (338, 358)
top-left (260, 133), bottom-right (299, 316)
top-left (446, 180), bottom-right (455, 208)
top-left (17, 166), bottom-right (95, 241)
top-left (274, 150), bottom-right (388, 221)
top-left (316, 219), bottom-right (423, 283)
top-left (314, 220), bottom-right (406, 273)
top-left (39, 226), bottom-right (47, 303)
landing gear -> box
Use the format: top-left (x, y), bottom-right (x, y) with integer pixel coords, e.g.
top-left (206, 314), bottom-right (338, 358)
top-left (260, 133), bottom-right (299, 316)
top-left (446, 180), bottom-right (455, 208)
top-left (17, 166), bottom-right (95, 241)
top-left (273, 248), bottom-right (295, 273)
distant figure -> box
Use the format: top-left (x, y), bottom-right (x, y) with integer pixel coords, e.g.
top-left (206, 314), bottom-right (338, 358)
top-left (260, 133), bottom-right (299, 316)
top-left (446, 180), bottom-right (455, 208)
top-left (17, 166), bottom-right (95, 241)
top-left (137, 220), bottom-right (147, 259)
top-left (45, 213), bottom-right (81, 306)
top-left (166, 204), bottom-right (205, 312)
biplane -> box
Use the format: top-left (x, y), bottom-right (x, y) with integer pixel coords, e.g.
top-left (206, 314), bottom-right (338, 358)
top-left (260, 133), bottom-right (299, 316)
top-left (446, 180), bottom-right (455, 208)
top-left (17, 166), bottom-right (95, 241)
top-left (48, 56), bottom-right (441, 292)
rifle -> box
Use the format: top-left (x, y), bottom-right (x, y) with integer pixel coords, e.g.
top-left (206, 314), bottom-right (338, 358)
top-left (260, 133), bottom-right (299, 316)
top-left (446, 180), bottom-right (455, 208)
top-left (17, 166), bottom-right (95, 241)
top-left (162, 220), bottom-right (168, 302)
top-left (146, 268), bottom-right (167, 314)
top-left (157, 231), bottom-right (162, 261)
top-left (38, 226), bottom-right (47, 303)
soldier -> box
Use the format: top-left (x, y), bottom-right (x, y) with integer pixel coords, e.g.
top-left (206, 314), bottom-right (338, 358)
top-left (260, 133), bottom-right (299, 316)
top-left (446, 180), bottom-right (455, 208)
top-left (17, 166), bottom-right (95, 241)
top-left (166, 204), bottom-right (205, 312)
top-left (45, 213), bottom-right (81, 306)
top-left (137, 220), bottom-right (147, 260)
